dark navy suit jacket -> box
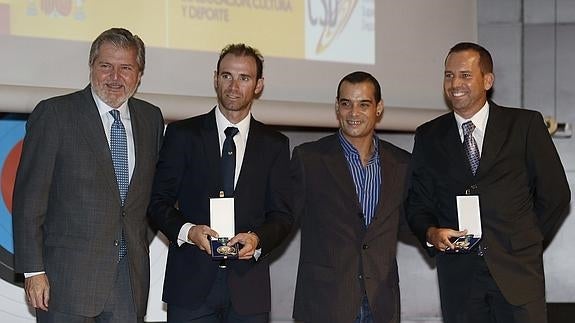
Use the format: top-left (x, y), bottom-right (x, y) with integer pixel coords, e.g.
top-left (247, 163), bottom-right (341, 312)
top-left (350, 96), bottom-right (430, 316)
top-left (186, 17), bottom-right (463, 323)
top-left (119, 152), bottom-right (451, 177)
top-left (148, 108), bottom-right (293, 314)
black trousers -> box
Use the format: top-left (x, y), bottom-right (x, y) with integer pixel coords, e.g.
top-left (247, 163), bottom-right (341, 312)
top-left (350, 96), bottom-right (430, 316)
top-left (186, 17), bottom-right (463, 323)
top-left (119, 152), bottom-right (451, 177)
top-left (442, 255), bottom-right (547, 323)
top-left (167, 268), bottom-right (268, 323)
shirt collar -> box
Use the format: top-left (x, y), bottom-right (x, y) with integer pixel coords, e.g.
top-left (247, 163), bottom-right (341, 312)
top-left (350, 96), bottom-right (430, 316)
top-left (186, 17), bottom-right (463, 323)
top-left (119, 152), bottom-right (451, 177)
top-left (92, 89), bottom-right (129, 118)
top-left (338, 130), bottom-right (379, 161)
top-left (454, 100), bottom-right (490, 135)
top-left (215, 105), bottom-right (251, 142)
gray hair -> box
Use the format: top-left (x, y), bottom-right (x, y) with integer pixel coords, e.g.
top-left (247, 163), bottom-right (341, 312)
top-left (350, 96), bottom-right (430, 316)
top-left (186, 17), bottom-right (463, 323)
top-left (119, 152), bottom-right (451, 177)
top-left (89, 28), bottom-right (146, 73)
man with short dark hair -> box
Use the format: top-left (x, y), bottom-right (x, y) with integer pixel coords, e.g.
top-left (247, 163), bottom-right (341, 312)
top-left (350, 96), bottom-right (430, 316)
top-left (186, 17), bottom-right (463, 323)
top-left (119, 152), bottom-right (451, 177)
top-left (148, 43), bottom-right (293, 322)
top-left (292, 71), bottom-right (411, 323)
top-left (13, 27), bottom-right (165, 322)
top-left (407, 42), bottom-right (570, 323)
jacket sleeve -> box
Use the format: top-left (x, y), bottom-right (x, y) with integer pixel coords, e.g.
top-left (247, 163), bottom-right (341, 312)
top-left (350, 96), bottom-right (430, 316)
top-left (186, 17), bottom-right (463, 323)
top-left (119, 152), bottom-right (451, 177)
top-left (12, 101), bottom-right (60, 273)
top-left (526, 112), bottom-right (571, 246)
top-left (252, 135), bottom-right (294, 258)
top-left (147, 123), bottom-right (189, 243)
top-left (406, 129), bottom-right (439, 254)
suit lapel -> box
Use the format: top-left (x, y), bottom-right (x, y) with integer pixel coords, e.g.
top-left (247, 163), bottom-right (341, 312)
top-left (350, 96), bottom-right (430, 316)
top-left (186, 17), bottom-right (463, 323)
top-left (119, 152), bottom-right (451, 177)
top-left (373, 140), bottom-right (397, 224)
top-left (441, 114), bottom-right (475, 180)
top-left (126, 99), bottom-right (145, 202)
top-left (77, 86), bottom-right (121, 201)
top-left (201, 108), bottom-right (222, 197)
top-left (321, 135), bottom-right (362, 212)
top-left (476, 103), bottom-right (506, 177)
top-left (236, 117), bottom-right (261, 192)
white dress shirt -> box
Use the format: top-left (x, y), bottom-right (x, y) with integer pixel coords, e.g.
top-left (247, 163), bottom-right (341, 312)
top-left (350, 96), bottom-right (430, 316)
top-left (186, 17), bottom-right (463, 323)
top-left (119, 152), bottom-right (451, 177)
top-left (453, 101), bottom-right (490, 157)
top-left (93, 92), bottom-right (136, 180)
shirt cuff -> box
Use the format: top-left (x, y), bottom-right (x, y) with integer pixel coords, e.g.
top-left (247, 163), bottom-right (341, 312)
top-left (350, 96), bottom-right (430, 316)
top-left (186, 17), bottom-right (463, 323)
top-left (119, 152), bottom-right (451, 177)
top-left (253, 248), bottom-right (262, 261)
top-left (24, 271), bottom-right (45, 278)
top-left (178, 222), bottom-right (196, 246)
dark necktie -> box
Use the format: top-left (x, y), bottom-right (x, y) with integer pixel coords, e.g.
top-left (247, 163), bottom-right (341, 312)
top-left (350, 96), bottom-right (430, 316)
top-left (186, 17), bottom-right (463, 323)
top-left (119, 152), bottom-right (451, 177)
top-left (221, 127), bottom-right (239, 197)
top-left (462, 121), bottom-right (480, 176)
top-left (109, 109), bottom-right (128, 259)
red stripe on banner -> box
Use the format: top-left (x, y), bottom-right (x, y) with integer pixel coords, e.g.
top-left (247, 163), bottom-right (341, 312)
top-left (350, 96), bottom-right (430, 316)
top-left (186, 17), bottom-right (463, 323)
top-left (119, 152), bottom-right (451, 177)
top-left (1, 140), bottom-right (22, 213)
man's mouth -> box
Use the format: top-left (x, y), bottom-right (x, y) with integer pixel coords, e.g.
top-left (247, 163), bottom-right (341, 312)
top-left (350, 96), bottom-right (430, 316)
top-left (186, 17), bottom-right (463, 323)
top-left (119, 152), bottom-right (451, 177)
top-left (450, 89), bottom-right (467, 98)
top-left (106, 85), bottom-right (123, 91)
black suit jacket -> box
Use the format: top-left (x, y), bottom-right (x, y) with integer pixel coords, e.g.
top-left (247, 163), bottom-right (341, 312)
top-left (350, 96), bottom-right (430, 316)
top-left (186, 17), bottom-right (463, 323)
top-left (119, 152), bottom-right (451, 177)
top-left (407, 102), bottom-right (570, 311)
top-left (13, 86), bottom-right (164, 316)
top-left (291, 134), bottom-right (411, 323)
top-left (148, 108), bottom-right (293, 315)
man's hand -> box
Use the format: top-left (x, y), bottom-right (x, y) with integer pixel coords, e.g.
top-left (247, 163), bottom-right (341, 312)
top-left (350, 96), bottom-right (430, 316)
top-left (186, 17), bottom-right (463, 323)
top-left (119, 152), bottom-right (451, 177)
top-left (228, 232), bottom-right (259, 260)
top-left (426, 227), bottom-right (468, 252)
top-left (188, 225), bottom-right (219, 255)
top-left (25, 274), bottom-right (50, 311)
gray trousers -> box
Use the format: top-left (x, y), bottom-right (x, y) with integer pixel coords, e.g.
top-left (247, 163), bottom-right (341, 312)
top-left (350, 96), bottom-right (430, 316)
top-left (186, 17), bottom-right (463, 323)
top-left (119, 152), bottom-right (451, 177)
top-left (36, 257), bottom-right (140, 323)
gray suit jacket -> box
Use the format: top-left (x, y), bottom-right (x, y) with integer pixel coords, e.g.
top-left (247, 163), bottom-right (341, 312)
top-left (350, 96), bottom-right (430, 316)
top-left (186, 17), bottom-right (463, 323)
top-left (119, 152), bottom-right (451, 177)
top-left (291, 134), bottom-right (411, 323)
top-left (12, 85), bottom-right (164, 317)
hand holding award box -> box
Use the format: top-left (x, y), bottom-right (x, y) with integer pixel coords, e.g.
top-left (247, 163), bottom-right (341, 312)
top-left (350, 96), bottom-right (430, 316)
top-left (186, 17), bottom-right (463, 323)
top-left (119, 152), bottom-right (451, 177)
top-left (209, 196), bottom-right (239, 260)
top-left (445, 195), bottom-right (482, 253)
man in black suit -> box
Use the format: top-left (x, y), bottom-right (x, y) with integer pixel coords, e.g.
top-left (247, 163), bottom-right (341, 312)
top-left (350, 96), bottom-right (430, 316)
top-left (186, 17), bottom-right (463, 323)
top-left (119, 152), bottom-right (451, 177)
top-left (407, 42), bottom-right (570, 323)
top-left (148, 43), bottom-right (293, 322)
top-left (13, 28), bottom-right (165, 322)
top-left (291, 71), bottom-right (411, 323)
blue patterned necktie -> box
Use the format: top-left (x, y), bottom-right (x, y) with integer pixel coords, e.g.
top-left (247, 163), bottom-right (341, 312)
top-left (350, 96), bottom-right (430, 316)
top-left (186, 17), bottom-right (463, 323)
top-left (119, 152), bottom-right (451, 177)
top-left (109, 109), bottom-right (128, 259)
top-left (221, 127), bottom-right (239, 197)
top-left (462, 121), bottom-right (480, 176)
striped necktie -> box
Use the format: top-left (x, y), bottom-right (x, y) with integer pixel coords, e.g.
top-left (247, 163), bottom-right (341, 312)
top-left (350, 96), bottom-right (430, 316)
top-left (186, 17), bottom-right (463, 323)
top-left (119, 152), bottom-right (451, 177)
top-left (462, 121), bottom-right (480, 176)
top-left (109, 109), bottom-right (128, 259)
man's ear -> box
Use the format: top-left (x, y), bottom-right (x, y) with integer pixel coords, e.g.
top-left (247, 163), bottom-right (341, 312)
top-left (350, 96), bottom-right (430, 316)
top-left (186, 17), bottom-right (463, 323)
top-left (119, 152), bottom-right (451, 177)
top-left (254, 78), bottom-right (264, 95)
top-left (484, 72), bottom-right (494, 91)
top-left (376, 100), bottom-right (384, 117)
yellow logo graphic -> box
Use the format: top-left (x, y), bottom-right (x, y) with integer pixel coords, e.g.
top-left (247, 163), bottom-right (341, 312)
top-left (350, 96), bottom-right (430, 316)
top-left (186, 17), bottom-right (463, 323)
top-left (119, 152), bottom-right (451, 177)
top-left (308, 0), bottom-right (358, 54)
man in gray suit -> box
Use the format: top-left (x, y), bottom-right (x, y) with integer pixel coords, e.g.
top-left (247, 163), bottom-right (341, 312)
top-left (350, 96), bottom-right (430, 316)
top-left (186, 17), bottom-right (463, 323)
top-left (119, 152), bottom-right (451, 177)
top-left (12, 28), bottom-right (164, 323)
top-left (291, 71), bottom-right (411, 323)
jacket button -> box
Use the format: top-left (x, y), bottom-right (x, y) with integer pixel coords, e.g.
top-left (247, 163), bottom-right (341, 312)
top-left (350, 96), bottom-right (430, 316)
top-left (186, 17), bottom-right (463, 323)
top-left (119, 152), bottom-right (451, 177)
top-left (114, 240), bottom-right (119, 246)
top-left (122, 211), bottom-right (126, 217)
top-left (362, 244), bottom-right (369, 250)
top-left (358, 274), bottom-right (363, 280)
